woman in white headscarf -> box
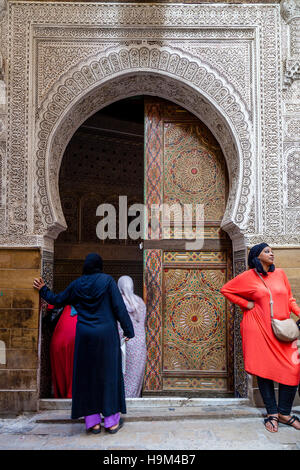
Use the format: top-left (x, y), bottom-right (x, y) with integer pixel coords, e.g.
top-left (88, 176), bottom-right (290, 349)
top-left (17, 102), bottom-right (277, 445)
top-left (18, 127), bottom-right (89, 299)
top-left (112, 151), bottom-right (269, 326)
top-left (117, 276), bottom-right (147, 398)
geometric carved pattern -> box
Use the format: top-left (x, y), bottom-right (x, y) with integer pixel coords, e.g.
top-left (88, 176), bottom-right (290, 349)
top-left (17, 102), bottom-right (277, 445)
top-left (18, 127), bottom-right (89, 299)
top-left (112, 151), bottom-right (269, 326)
top-left (36, 44), bottom-right (253, 238)
top-left (3, 2), bottom-right (287, 250)
top-left (176, 43), bottom-right (251, 111)
top-left (143, 96), bottom-right (233, 393)
top-left (163, 113), bottom-right (228, 222)
top-left (165, 226), bottom-right (228, 240)
top-left (163, 377), bottom-right (227, 391)
top-left (287, 150), bottom-right (300, 208)
top-left (143, 97), bottom-right (233, 393)
top-left (143, 249), bottom-right (163, 391)
top-left (145, 99), bottom-right (163, 239)
top-left (0, 142), bottom-right (5, 235)
top-left (233, 250), bottom-right (248, 398)
top-left (163, 266), bottom-right (228, 391)
top-left (144, 103), bottom-right (163, 390)
top-left (164, 251), bottom-right (227, 264)
top-left (40, 250), bottom-right (55, 398)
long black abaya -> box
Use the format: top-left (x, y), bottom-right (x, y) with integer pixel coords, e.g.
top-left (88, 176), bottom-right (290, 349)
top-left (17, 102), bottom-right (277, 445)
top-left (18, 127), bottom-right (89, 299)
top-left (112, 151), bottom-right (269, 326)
top-left (39, 261), bottom-right (134, 419)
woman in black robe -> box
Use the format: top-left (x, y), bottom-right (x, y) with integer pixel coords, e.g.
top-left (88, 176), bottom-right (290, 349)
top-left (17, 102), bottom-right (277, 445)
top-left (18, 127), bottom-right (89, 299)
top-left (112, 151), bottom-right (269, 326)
top-left (34, 253), bottom-right (134, 434)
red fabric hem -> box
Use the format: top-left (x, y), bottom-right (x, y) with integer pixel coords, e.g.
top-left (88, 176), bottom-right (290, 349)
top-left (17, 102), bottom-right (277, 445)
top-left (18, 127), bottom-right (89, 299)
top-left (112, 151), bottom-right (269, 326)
top-left (245, 369), bottom-right (300, 387)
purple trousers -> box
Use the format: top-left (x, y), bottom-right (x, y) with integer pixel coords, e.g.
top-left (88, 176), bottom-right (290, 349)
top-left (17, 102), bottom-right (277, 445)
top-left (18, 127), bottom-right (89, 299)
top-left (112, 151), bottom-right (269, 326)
top-left (85, 412), bottom-right (120, 430)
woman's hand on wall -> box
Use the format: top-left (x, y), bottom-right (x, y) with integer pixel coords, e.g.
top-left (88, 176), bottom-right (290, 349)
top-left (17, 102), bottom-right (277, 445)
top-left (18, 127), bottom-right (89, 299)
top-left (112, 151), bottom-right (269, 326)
top-left (33, 277), bottom-right (46, 291)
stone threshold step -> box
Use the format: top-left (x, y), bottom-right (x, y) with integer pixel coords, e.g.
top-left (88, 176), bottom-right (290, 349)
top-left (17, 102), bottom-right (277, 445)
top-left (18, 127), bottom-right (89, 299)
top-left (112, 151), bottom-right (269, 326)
top-left (39, 397), bottom-right (250, 411)
top-left (35, 405), bottom-right (264, 424)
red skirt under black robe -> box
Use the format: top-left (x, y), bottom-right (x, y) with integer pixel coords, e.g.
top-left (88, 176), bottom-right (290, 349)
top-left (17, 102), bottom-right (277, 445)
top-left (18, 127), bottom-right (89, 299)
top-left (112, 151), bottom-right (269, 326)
top-left (50, 305), bottom-right (77, 398)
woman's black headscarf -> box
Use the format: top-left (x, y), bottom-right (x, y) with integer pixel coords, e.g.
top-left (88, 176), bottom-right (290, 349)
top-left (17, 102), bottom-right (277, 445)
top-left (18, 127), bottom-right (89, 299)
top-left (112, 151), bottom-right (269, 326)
top-left (248, 243), bottom-right (275, 275)
top-left (82, 253), bottom-right (103, 275)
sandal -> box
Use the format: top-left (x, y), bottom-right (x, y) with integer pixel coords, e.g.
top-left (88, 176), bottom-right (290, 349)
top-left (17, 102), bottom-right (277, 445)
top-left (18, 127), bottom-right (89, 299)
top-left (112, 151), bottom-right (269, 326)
top-left (278, 415), bottom-right (300, 429)
top-left (86, 424), bottom-right (101, 434)
top-left (264, 416), bottom-right (279, 433)
top-left (106, 417), bottom-right (124, 434)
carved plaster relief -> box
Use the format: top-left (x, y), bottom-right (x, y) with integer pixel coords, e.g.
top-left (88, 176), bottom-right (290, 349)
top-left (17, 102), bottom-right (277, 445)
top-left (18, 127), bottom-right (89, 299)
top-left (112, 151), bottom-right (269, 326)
top-left (36, 42), bottom-right (120, 106)
top-left (0, 1), bottom-right (7, 235)
top-left (174, 43), bottom-right (252, 111)
top-left (281, 0), bottom-right (300, 89)
top-left (0, 2), bottom-right (287, 248)
top-left (286, 149), bottom-right (300, 206)
top-left (35, 45), bottom-right (254, 245)
top-left (0, 141), bottom-right (5, 234)
top-left (282, 1), bottom-right (300, 237)
top-left (285, 118), bottom-right (300, 139)
top-left (283, 144), bottom-right (300, 235)
top-left (286, 210), bottom-right (300, 234)
top-left (281, 0), bottom-right (299, 22)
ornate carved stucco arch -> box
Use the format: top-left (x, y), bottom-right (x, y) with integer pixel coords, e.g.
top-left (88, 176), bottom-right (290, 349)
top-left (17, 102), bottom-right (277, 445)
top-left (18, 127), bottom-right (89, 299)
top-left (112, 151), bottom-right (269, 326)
top-left (35, 44), bottom-right (254, 244)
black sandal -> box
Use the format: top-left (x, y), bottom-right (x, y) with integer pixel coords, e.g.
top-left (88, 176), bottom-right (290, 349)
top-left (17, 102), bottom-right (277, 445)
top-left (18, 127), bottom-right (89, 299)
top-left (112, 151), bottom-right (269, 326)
top-left (106, 418), bottom-right (124, 434)
top-left (86, 424), bottom-right (101, 434)
top-left (279, 415), bottom-right (300, 429)
top-left (264, 416), bottom-right (279, 432)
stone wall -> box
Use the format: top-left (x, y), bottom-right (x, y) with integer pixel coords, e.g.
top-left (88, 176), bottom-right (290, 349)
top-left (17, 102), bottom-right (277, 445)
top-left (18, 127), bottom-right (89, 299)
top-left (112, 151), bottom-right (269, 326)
top-left (275, 249), bottom-right (300, 303)
top-left (0, 249), bottom-right (41, 413)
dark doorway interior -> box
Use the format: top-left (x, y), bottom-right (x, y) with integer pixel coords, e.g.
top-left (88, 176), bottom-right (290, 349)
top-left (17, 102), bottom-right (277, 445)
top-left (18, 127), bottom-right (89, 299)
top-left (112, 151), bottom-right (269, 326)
top-left (54, 95), bottom-right (144, 296)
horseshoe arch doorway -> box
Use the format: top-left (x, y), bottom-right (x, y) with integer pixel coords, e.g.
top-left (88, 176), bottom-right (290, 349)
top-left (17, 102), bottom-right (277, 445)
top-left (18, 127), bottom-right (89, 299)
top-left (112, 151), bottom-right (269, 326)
top-left (40, 95), bottom-right (233, 399)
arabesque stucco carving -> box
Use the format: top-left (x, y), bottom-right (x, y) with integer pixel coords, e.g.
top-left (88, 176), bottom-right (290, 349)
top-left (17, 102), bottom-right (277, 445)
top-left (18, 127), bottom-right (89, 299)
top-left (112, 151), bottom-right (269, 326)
top-left (0, 2), bottom-right (298, 248)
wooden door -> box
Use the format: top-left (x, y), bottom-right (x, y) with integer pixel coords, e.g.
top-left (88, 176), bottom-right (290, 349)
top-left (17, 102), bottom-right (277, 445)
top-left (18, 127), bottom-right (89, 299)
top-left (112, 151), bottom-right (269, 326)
top-left (143, 97), bottom-right (233, 396)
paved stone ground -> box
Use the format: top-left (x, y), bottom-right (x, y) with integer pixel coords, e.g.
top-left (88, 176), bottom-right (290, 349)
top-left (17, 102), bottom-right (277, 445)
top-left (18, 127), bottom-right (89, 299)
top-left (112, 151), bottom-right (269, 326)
top-left (0, 407), bottom-right (300, 451)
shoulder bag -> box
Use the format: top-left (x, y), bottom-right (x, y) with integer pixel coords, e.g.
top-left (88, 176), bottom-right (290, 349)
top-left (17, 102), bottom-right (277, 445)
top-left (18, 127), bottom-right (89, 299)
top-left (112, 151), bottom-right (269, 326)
top-left (256, 271), bottom-right (300, 342)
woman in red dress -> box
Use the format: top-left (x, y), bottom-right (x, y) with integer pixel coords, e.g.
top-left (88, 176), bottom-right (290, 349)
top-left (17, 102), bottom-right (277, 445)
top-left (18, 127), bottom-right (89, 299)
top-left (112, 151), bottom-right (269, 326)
top-left (221, 243), bottom-right (300, 433)
top-left (49, 305), bottom-right (77, 398)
